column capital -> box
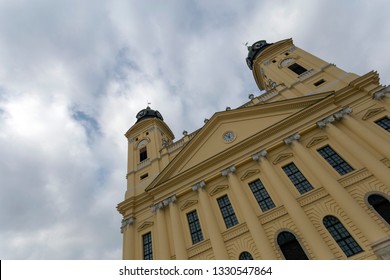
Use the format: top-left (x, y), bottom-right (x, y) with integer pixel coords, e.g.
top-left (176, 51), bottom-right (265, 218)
top-left (283, 133), bottom-right (301, 145)
top-left (191, 180), bottom-right (206, 191)
top-left (151, 195), bottom-right (177, 213)
top-left (373, 85), bottom-right (390, 100)
top-left (252, 150), bottom-right (268, 161)
top-left (317, 107), bottom-right (352, 128)
top-left (120, 216), bottom-right (135, 233)
top-left (221, 165), bottom-right (237, 177)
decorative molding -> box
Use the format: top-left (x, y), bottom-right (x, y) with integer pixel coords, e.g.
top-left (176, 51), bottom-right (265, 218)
top-left (137, 221), bottom-right (154, 232)
top-left (222, 222), bottom-right (249, 242)
top-left (283, 133), bottom-right (301, 145)
top-left (372, 237), bottom-right (390, 260)
top-left (362, 107), bottom-right (385, 120)
top-left (259, 206), bottom-right (288, 224)
top-left (380, 157), bottom-right (390, 168)
top-left (240, 169), bottom-right (260, 181)
top-left (209, 185), bottom-right (229, 196)
top-left (338, 168), bottom-right (372, 188)
top-left (372, 85), bottom-right (390, 100)
top-left (120, 216), bottom-right (135, 233)
top-left (191, 180), bottom-right (206, 192)
top-left (150, 195), bottom-right (177, 213)
top-left (221, 165), bottom-right (237, 177)
top-left (297, 188), bottom-right (328, 207)
top-left (187, 239), bottom-right (212, 258)
top-left (252, 150), bottom-right (268, 161)
top-left (180, 200), bottom-right (198, 211)
top-left (272, 153), bottom-right (293, 165)
top-left (317, 107), bottom-right (352, 128)
top-left (306, 135), bottom-right (328, 148)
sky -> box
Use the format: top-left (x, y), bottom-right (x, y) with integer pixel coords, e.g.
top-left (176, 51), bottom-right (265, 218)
top-left (0, 0), bottom-right (389, 260)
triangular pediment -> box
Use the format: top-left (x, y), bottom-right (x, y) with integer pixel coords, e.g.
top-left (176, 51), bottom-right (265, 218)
top-left (362, 107), bottom-right (385, 120)
top-left (180, 200), bottom-right (198, 210)
top-left (146, 93), bottom-right (333, 192)
top-left (240, 169), bottom-right (260, 181)
top-left (209, 185), bottom-right (229, 196)
top-left (272, 153), bottom-right (293, 165)
top-left (306, 135), bottom-right (328, 148)
top-left (137, 221), bottom-right (154, 232)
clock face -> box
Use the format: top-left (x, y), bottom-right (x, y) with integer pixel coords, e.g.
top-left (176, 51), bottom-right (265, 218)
top-left (223, 131), bottom-right (236, 143)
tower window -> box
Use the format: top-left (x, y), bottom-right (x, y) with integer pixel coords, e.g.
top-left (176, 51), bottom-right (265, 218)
top-left (277, 231), bottom-right (309, 260)
top-left (239, 251), bottom-right (254, 260)
top-left (248, 179), bottom-right (275, 212)
top-left (282, 163), bottom-right (314, 194)
top-left (317, 145), bottom-right (354, 175)
top-left (375, 116), bottom-right (390, 132)
top-left (323, 215), bottom-right (363, 257)
top-left (217, 195), bottom-right (238, 229)
top-left (367, 194), bottom-right (390, 225)
top-left (288, 63), bottom-right (307, 75)
top-left (187, 210), bottom-right (204, 244)
top-left (142, 232), bottom-right (153, 260)
top-left (140, 173), bottom-right (148, 180)
top-left (314, 79), bottom-right (326, 87)
top-left (139, 147), bottom-right (148, 162)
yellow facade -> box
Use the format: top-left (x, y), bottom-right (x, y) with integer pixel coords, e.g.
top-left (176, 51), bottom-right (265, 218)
top-left (117, 38), bottom-right (390, 260)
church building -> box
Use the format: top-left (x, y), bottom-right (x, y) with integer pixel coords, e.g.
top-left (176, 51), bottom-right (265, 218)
top-left (117, 38), bottom-right (390, 260)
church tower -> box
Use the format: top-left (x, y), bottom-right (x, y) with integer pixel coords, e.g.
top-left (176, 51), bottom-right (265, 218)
top-left (124, 106), bottom-right (174, 199)
top-left (246, 38), bottom-right (359, 100)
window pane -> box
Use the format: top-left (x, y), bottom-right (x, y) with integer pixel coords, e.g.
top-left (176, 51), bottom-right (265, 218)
top-left (323, 215), bottom-right (362, 257)
top-left (282, 163), bottom-right (314, 194)
top-left (277, 231), bottom-right (308, 260)
top-left (142, 232), bottom-right (153, 260)
top-left (217, 195), bottom-right (238, 229)
top-left (288, 63), bottom-right (307, 75)
top-left (317, 145), bottom-right (353, 175)
top-left (187, 210), bottom-right (204, 244)
top-left (375, 117), bottom-right (390, 132)
top-left (248, 179), bottom-right (275, 212)
top-left (368, 194), bottom-right (390, 225)
top-left (239, 251), bottom-right (254, 260)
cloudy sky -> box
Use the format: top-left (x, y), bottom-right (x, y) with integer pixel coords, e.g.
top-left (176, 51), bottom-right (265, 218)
top-left (0, 0), bottom-right (389, 259)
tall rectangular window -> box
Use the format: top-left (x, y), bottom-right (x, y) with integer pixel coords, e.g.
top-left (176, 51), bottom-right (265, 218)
top-left (142, 232), bottom-right (153, 260)
top-left (139, 147), bottom-right (148, 162)
top-left (288, 63), bottom-right (307, 75)
top-left (375, 116), bottom-right (390, 132)
top-left (282, 163), bottom-right (314, 194)
top-left (248, 179), bottom-right (275, 212)
top-left (317, 145), bottom-right (354, 175)
top-left (217, 195), bottom-right (238, 229)
top-left (187, 210), bottom-right (203, 244)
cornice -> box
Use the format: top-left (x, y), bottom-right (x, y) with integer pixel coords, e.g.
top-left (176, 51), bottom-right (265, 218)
top-left (124, 118), bottom-right (175, 140)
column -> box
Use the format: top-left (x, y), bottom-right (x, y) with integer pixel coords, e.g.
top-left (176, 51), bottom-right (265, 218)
top-left (121, 217), bottom-right (135, 260)
top-left (192, 181), bottom-right (229, 259)
top-left (252, 150), bottom-right (335, 259)
top-left (151, 201), bottom-right (171, 259)
top-left (221, 166), bottom-right (277, 259)
top-left (324, 122), bottom-right (390, 187)
top-left (340, 113), bottom-right (390, 160)
top-left (169, 199), bottom-right (188, 259)
top-left (317, 107), bottom-right (390, 167)
top-left (285, 133), bottom-right (389, 245)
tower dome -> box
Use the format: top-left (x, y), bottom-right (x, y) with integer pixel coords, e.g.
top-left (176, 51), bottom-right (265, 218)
top-left (246, 40), bottom-right (272, 70)
top-left (135, 106), bottom-right (164, 123)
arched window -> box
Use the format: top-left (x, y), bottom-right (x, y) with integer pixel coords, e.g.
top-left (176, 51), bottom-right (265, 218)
top-left (323, 215), bottom-right (362, 257)
top-left (239, 251), bottom-right (254, 260)
top-left (277, 231), bottom-right (308, 260)
top-left (368, 194), bottom-right (390, 225)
